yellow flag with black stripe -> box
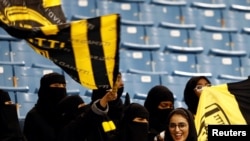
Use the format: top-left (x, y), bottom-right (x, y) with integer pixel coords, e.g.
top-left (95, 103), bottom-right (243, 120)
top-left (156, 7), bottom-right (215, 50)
top-left (0, 0), bottom-right (120, 90)
top-left (195, 78), bottom-right (250, 141)
top-left (0, 0), bottom-right (66, 28)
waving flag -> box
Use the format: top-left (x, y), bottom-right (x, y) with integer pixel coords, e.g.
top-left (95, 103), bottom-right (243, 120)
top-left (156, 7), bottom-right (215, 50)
top-left (0, 0), bottom-right (120, 90)
top-left (195, 77), bottom-right (250, 141)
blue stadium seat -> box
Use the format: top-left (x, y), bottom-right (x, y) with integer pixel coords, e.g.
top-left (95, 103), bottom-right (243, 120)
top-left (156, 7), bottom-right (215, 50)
top-left (64, 73), bottom-right (89, 96)
top-left (131, 98), bottom-right (145, 105)
top-left (98, 1), bottom-right (154, 24)
top-left (70, 0), bottom-right (98, 19)
top-left (12, 47), bottom-right (62, 68)
top-left (14, 66), bottom-right (63, 93)
top-left (137, 3), bottom-right (155, 24)
top-left (121, 72), bottom-right (137, 98)
top-left (10, 40), bottom-right (34, 52)
top-left (97, 0), bottom-right (118, 16)
top-left (229, 0), bottom-right (250, 6)
top-left (157, 25), bottom-right (190, 47)
top-left (175, 100), bottom-right (187, 108)
top-left (151, 1), bottom-right (197, 26)
top-left (150, 0), bottom-right (187, 25)
top-left (121, 24), bottom-right (147, 45)
top-left (61, 0), bottom-right (73, 21)
top-left (114, 1), bottom-right (142, 22)
top-left (0, 64), bottom-right (14, 87)
top-left (230, 5), bottom-right (250, 30)
top-left (11, 41), bottom-right (61, 69)
top-left (0, 64), bottom-right (29, 93)
top-left (120, 23), bottom-right (161, 51)
top-left (8, 92), bottom-right (16, 103)
top-left (12, 51), bottom-right (36, 67)
top-left (201, 29), bottom-right (247, 56)
top-left (160, 75), bottom-right (190, 101)
top-left (16, 92), bottom-right (38, 119)
top-left (189, 0), bottom-right (227, 5)
top-left (132, 73), bottom-right (161, 97)
top-left (156, 24), bottom-right (205, 54)
top-left (121, 73), bottom-right (161, 99)
top-left (119, 49), bottom-right (153, 73)
top-left (239, 56), bottom-right (250, 77)
top-left (196, 55), bottom-right (242, 79)
top-left (0, 41), bottom-right (11, 61)
top-left (152, 52), bottom-right (197, 75)
top-left (191, 2), bottom-right (226, 29)
top-left (79, 95), bottom-right (92, 104)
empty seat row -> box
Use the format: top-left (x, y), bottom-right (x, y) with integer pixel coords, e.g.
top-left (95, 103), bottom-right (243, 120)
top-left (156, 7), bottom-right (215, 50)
top-left (119, 49), bottom-right (250, 80)
top-left (62, 0), bottom-right (250, 33)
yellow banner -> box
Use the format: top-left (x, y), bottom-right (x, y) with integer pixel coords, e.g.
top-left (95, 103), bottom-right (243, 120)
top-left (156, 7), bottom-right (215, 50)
top-left (195, 84), bottom-right (247, 141)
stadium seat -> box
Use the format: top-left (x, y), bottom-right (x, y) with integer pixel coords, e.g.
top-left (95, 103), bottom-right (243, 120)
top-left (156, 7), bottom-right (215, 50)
top-left (150, 0), bottom-right (187, 25)
top-left (131, 98), bottom-right (145, 105)
top-left (175, 100), bottom-right (187, 108)
top-left (97, 0), bottom-right (118, 16)
top-left (132, 73), bottom-right (161, 97)
top-left (64, 73), bottom-right (89, 96)
top-left (239, 56), bottom-right (250, 77)
top-left (70, 0), bottom-right (98, 18)
top-left (16, 92), bottom-right (38, 119)
top-left (61, 0), bottom-right (73, 21)
top-left (98, 1), bottom-right (154, 24)
top-left (160, 75), bottom-right (189, 101)
top-left (156, 24), bottom-right (205, 54)
top-left (0, 41), bottom-right (11, 62)
top-left (121, 72), bottom-right (137, 98)
top-left (152, 52), bottom-right (197, 75)
top-left (113, 1), bottom-right (142, 22)
top-left (196, 55), bottom-right (242, 79)
top-left (0, 63), bottom-right (29, 93)
top-left (119, 49), bottom-right (153, 73)
top-left (10, 40), bottom-right (34, 52)
top-left (122, 73), bottom-right (161, 99)
top-left (121, 24), bottom-right (147, 45)
top-left (191, 2), bottom-right (226, 29)
top-left (201, 29), bottom-right (247, 56)
top-left (120, 23), bottom-right (161, 51)
top-left (12, 51), bottom-right (37, 67)
top-left (0, 65), bottom-right (14, 87)
top-left (14, 66), bottom-right (63, 93)
top-left (230, 4), bottom-right (250, 30)
top-left (8, 92), bottom-right (16, 103)
top-left (229, 0), bottom-right (250, 7)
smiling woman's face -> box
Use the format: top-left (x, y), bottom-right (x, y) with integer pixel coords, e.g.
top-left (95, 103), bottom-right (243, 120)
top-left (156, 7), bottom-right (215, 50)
top-left (169, 114), bottom-right (189, 141)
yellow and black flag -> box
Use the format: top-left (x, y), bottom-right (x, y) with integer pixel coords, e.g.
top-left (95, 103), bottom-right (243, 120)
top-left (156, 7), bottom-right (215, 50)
top-left (195, 77), bottom-right (250, 141)
top-left (0, 0), bottom-right (120, 90)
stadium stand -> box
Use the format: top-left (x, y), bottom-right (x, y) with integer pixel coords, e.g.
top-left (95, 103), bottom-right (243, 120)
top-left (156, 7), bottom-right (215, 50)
top-left (1, 0), bottom-right (250, 122)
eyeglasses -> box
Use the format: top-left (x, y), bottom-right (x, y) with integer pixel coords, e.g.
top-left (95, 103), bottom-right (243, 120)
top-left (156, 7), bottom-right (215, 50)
top-left (169, 123), bottom-right (187, 129)
top-left (194, 84), bottom-right (211, 91)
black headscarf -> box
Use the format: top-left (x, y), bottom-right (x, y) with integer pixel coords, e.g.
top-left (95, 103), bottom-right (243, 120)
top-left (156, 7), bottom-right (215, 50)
top-left (35, 72), bottom-right (67, 124)
top-left (0, 90), bottom-right (26, 141)
top-left (119, 103), bottom-right (149, 141)
top-left (56, 95), bottom-right (88, 129)
top-left (0, 90), bottom-right (11, 106)
top-left (164, 108), bottom-right (197, 141)
top-left (183, 76), bottom-right (211, 115)
top-left (144, 85), bottom-right (174, 135)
